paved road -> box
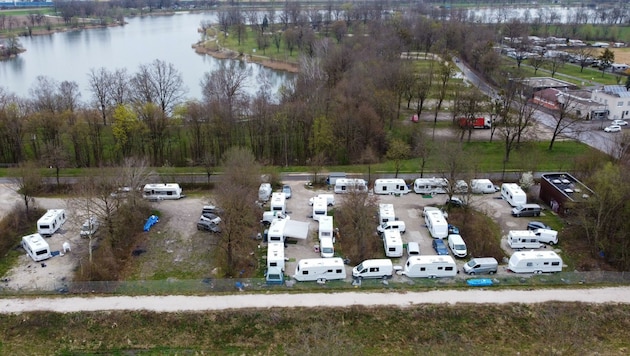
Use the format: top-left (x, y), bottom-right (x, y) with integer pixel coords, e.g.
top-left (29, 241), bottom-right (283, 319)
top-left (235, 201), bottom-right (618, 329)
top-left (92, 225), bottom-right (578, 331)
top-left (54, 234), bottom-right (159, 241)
top-left (2, 287), bottom-right (630, 313)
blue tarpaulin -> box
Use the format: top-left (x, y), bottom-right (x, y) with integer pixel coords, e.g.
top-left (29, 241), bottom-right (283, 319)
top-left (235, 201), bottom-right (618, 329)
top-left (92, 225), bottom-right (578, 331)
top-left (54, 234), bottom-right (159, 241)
top-left (144, 215), bottom-right (159, 232)
top-left (467, 278), bottom-right (493, 287)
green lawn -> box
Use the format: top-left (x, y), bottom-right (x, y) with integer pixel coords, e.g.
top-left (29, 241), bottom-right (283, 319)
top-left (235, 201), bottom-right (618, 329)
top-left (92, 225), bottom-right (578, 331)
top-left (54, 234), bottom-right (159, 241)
top-left (502, 57), bottom-right (621, 86)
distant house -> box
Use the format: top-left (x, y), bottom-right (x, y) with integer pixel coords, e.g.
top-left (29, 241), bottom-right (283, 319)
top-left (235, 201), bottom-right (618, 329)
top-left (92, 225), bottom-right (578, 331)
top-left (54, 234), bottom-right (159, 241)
top-left (539, 173), bottom-right (594, 215)
top-left (532, 88), bottom-right (608, 120)
top-left (591, 85), bottom-right (630, 120)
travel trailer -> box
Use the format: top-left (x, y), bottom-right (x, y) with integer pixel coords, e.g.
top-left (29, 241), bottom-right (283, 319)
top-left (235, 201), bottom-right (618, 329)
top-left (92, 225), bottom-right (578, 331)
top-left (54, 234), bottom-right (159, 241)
top-left (352, 259), bottom-right (394, 279)
top-left (267, 242), bottom-right (285, 271)
top-left (312, 196), bottom-right (328, 221)
top-left (425, 210), bottom-right (448, 239)
top-left (21, 233), bottom-right (52, 262)
top-left (508, 251), bottom-right (563, 274)
top-left (462, 257), bottom-right (498, 275)
top-left (447, 234), bottom-right (468, 258)
top-left (373, 178), bottom-right (410, 195)
top-left (383, 230), bottom-right (403, 258)
top-left (334, 178), bottom-right (367, 194)
top-left (470, 179), bottom-right (498, 194)
top-left (403, 255), bottom-right (457, 278)
top-left (267, 219), bottom-right (287, 243)
top-left (37, 209), bottom-right (67, 237)
top-left (309, 194), bottom-right (335, 206)
top-left (413, 177), bottom-right (449, 195)
top-left (258, 183), bottom-right (272, 202)
top-left (501, 183), bottom-right (527, 207)
top-left (293, 258), bottom-right (347, 282)
top-left (270, 192), bottom-right (287, 214)
top-left (378, 203), bottom-right (396, 224)
top-left (142, 183), bottom-right (183, 200)
top-left (508, 230), bottom-right (541, 250)
top-left (318, 216), bottom-right (334, 241)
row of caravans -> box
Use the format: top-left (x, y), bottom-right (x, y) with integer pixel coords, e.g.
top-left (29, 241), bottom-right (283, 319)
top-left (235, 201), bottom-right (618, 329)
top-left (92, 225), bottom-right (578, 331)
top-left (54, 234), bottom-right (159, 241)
top-left (332, 177), bottom-right (501, 195)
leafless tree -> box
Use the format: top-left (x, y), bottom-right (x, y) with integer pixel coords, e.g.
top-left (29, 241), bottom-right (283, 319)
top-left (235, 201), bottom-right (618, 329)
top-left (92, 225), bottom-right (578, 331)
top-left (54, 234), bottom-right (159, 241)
top-left (432, 60), bottom-right (454, 137)
top-left (88, 67), bottom-right (113, 126)
top-left (108, 68), bottom-right (131, 106)
top-left (336, 189), bottom-right (379, 264)
top-left (130, 59), bottom-right (187, 114)
top-left (200, 61), bottom-right (251, 122)
top-left (548, 91), bottom-right (586, 151)
top-left (13, 161), bottom-right (42, 217)
top-left (528, 53), bottom-right (545, 75)
top-left (571, 47), bottom-right (596, 73)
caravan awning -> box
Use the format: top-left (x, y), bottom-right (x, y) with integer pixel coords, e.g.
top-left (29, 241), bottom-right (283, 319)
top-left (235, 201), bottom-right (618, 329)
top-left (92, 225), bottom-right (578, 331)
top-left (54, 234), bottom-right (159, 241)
top-left (283, 220), bottom-right (310, 240)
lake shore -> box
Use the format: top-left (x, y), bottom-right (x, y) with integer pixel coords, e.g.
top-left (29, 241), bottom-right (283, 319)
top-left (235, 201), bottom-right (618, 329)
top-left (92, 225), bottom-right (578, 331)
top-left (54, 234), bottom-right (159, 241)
top-left (192, 39), bottom-right (299, 73)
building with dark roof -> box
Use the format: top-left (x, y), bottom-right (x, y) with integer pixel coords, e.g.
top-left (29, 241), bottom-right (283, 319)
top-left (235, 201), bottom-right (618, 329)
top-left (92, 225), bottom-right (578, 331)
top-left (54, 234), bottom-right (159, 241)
top-left (539, 172), bottom-right (594, 215)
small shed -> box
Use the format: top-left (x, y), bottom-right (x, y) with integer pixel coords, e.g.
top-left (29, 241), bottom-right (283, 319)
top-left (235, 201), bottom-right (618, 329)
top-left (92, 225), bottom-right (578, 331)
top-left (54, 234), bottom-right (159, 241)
top-left (539, 173), bottom-right (594, 215)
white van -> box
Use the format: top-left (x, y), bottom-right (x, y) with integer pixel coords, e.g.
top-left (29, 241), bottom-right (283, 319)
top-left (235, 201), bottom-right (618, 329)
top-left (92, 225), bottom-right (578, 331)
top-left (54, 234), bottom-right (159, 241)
top-left (37, 209), bottom-right (67, 237)
top-left (270, 192), bottom-right (286, 214)
top-left (267, 242), bottom-right (285, 271)
top-left (407, 242), bottom-right (420, 256)
top-left (403, 255), bottom-right (457, 278)
top-left (319, 237), bottom-right (335, 258)
top-left (334, 178), bottom-right (367, 194)
top-left (258, 183), bottom-right (272, 202)
top-left (312, 196), bottom-right (328, 221)
top-left (508, 251), bottom-right (563, 273)
top-left (293, 258), bottom-right (347, 282)
top-left (352, 259), bottom-right (393, 279)
top-left (470, 179), bottom-right (497, 194)
top-left (534, 228), bottom-right (558, 245)
top-left (383, 230), bottom-right (403, 258)
top-left (21, 233), bottom-right (51, 262)
top-left (377, 220), bottom-right (406, 235)
top-left (463, 257), bottom-right (498, 275)
top-left (501, 183), bottom-right (527, 207)
top-left (378, 203), bottom-right (396, 224)
top-left (508, 230), bottom-right (541, 249)
top-left (373, 178), bottom-right (409, 195)
top-left (425, 210), bottom-right (448, 239)
top-left (447, 234), bottom-right (467, 258)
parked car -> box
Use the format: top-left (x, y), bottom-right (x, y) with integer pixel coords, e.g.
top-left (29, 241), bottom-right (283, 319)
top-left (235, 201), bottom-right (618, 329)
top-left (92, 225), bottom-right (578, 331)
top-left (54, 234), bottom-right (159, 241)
top-left (612, 120), bottom-right (628, 126)
top-left (603, 125), bottom-right (621, 133)
top-left (511, 204), bottom-right (542, 217)
top-left (200, 213), bottom-right (221, 224)
top-left (282, 185), bottom-right (292, 199)
top-left (445, 197), bottom-right (465, 208)
top-left (197, 219), bottom-right (221, 233)
top-left (527, 221), bottom-right (551, 231)
top-left (202, 205), bottom-right (224, 215)
top-left (80, 217), bottom-right (100, 237)
top-left (432, 239), bottom-right (449, 255)
top-left (448, 224), bottom-right (460, 235)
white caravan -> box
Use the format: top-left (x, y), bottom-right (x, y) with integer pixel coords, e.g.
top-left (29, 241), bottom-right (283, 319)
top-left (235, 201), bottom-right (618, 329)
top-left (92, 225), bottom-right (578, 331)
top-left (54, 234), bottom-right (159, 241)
top-left (378, 203), bottom-right (396, 224)
top-left (267, 219), bottom-right (287, 243)
top-left (21, 233), bottom-right (52, 262)
top-left (447, 234), bottom-right (468, 258)
top-left (403, 255), bottom-right (457, 278)
top-left (309, 194), bottom-right (335, 206)
top-left (267, 242), bottom-right (285, 271)
top-left (318, 216), bottom-right (334, 241)
top-left (470, 179), bottom-right (497, 194)
top-left (37, 209), bottom-right (67, 237)
top-left (270, 192), bottom-right (286, 214)
top-left (501, 183), bottom-right (527, 207)
top-left (508, 230), bottom-right (541, 249)
top-left (319, 237), bottom-right (335, 258)
top-left (334, 178), bottom-right (367, 194)
top-left (425, 210), bottom-right (448, 239)
top-left (143, 183), bottom-right (183, 200)
top-left (293, 258), bottom-right (347, 282)
top-left (352, 259), bottom-right (394, 279)
top-left (373, 178), bottom-right (410, 195)
top-left (312, 196), bottom-right (328, 221)
top-left (383, 230), bottom-right (403, 258)
top-left (508, 251), bottom-right (563, 273)
top-left (413, 177), bottom-right (448, 195)
top-left (258, 183), bottom-right (272, 202)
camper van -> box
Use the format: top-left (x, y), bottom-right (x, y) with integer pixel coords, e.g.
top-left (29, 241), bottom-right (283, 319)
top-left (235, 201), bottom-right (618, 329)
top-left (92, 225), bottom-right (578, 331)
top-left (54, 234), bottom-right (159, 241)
top-left (501, 183), bottom-right (527, 207)
top-left (463, 257), bottom-right (498, 275)
top-left (373, 179), bottom-right (410, 195)
top-left (534, 228), bottom-right (558, 245)
top-left (258, 183), bottom-right (272, 202)
top-left (268, 219), bottom-right (287, 243)
top-left (312, 196), bottom-right (328, 221)
top-left (378, 203), bottom-right (396, 224)
top-left (403, 255), bottom-right (457, 278)
top-left (425, 210), bottom-right (448, 239)
top-left (470, 179), bottom-right (498, 194)
top-left (334, 178), bottom-right (367, 194)
top-left (21, 233), bottom-right (52, 262)
top-left (309, 194), bottom-right (335, 206)
top-left (318, 216), bottom-right (334, 241)
top-left (270, 192), bottom-right (287, 214)
top-left (37, 209), bottom-right (67, 237)
top-left (142, 183), bottom-right (182, 200)
top-left (267, 242), bottom-right (285, 271)
top-left (377, 220), bottom-right (406, 235)
top-left (383, 230), bottom-right (403, 258)
top-left (508, 250), bottom-right (563, 274)
top-left (352, 259), bottom-right (394, 279)
top-left (80, 217), bottom-right (99, 237)
top-left (293, 258), bottom-right (347, 282)
top-left (319, 237), bottom-right (335, 258)
top-left (447, 234), bottom-right (468, 258)
top-left (413, 177), bottom-right (449, 195)
top-left (507, 230), bottom-right (541, 250)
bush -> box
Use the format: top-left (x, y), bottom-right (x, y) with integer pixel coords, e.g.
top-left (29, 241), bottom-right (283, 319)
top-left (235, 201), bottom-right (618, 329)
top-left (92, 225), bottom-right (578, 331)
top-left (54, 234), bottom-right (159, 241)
top-left (448, 209), bottom-right (506, 261)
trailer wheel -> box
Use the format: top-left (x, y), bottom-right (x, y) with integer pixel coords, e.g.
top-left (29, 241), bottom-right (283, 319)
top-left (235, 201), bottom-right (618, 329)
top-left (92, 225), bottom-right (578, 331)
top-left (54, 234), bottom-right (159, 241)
top-left (469, 272), bottom-right (475, 276)
top-left (489, 271), bottom-right (495, 275)
top-left (534, 270), bottom-right (542, 274)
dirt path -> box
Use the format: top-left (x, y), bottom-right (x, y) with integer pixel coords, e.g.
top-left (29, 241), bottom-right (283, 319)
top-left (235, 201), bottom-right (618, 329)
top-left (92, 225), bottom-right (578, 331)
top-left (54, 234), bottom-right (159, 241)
top-left (2, 287), bottom-right (630, 313)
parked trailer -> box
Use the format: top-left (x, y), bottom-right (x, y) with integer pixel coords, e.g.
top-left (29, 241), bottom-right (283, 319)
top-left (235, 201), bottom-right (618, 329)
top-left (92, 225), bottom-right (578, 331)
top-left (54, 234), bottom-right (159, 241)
top-left (425, 210), bottom-right (448, 239)
top-left (21, 233), bottom-right (51, 262)
top-left (37, 209), bottom-right (67, 237)
top-left (383, 230), bottom-right (403, 258)
top-left (373, 178), bottom-right (410, 195)
top-left (270, 192), bottom-right (286, 214)
top-left (268, 218), bottom-right (288, 243)
top-left (403, 255), bottom-right (457, 278)
top-left (470, 179), bottom-right (497, 194)
top-left (258, 183), bottom-right (272, 202)
top-left (267, 242), bottom-right (285, 271)
top-left (318, 216), bottom-right (334, 241)
top-left (312, 196), bottom-right (328, 221)
top-left (508, 250), bottom-right (563, 274)
top-left (334, 178), bottom-right (367, 194)
top-left (143, 183), bottom-right (183, 200)
top-left (501, 183), bottom-right (527, 207)
top-left (378, 203), bottom-right (396, 224)
top-left (507, 230), bottom-right (541, 250)
top-left (293, 258), bottom-right (347, 282)
top-left (413, 177), bottom-right (449, 195)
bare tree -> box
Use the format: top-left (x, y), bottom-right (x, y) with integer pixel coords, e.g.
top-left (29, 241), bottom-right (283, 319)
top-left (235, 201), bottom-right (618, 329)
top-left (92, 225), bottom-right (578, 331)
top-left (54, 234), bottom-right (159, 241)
top-left (571, 47), bottom-right (596, 73)
top-left (200, 61), bottom-right (251, 122)
top-left (548, 91), bottom-right (586, 151)
top-left (130, 59), bottom-right (187, 114)
top-left (13, 161), bottom-right (42, 217)
top-left (88, 67), bottom-right (113, 126)
top-left (386, 138), bottom-right (410, 178)
top-left (335, 189), bottom-right (379, 264)
top-left (432, 60), bottom-right (454, 138)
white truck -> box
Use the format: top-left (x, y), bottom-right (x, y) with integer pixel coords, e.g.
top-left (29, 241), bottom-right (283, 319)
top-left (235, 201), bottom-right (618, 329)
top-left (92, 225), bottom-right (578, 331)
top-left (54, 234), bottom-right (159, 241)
top-left (352, 259), bottom-right (393, 279)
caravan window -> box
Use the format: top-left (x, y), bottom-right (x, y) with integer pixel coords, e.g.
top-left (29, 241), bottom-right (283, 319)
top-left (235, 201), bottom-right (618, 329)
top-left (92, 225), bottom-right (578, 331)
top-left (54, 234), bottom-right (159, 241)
top-left (438, 267), bottom-right (443, 270)
top-left (302, 271), bottom-right (309, 275)
top-left (382, 186), bottom-right (388, 192)
top-left (544, 262), bottom-right (549, 265)
top-left (527, 262), bottom-right (533, 267)
top-left (40, 225), bottom-right (50, 229)
top-left (36, 250), bottom-right (47, 256)
top-left (270, 262), bottom-right (278, 267)
top-left (327, 269), bottom-right (333, 273)
top-left (420, 267), bottom-right (426, 271)
top-left (552, 262), bottom-right (560, 266)
top-left (336, 269), bottom-right (342, 273)
top-left (445, 267), bottom-right (454, 271)
top-left (388, 248), bottom-right (395, 252)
